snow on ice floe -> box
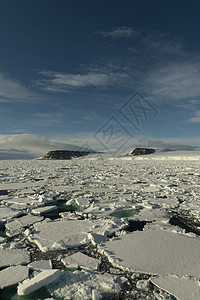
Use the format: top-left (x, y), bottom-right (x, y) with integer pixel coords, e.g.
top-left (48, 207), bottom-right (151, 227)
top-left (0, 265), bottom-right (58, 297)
top-left (5, 214), bottom-right (43, 237)
top-left (61, 252), bottom-right (101, 271)
top-left (31, 205), bottom-right (58, 216)
top-left (99, 228), bottom-right (200, 278)
top-left (27, 218), bottom-right (127, 252)
top-left (0, 249), bottom-right (30, 268)
top-left (17, 269), bottom-right (62, 296)
top-left (0, 207), bottom-right (22, 222)
top-left (0, 265), bottom-right (29, 289)
top-left (0, 181), bottom-right (45, 191)
top-left (28, 260), bottom-right (52, 271)
top-left (0, 155), bottom-right (200, 298)
top-left (151, 275), bottom-right (200, 300)
top-left (48, 270), bottom-right (125, 300)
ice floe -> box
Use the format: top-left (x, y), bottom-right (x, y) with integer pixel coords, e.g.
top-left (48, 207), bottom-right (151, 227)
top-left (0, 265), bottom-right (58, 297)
top-left (0, 249), bottom-right (30, 268)
top-left (0, 207), bottom-right (22, 222)
top-left (61, 252), bottom-right (101, 271)
top-left (100, 228), bottom-right (200, 277)
top-left (0, 153), bottom-right (200, 299)
top-left (28, 260), bottom-right (52, 271)
top-left (27, 218), bottom-right (126, 252)
top-left (0, 266), bottom-right (29, 289)
top-left (151, 275), bottom-right (200, 300)
top-left (17, 269), bottom-right (62, 296)
top-left (48, 270), bottom-right (124, 300)
top-left (5, 214), bottom-right (43, 236)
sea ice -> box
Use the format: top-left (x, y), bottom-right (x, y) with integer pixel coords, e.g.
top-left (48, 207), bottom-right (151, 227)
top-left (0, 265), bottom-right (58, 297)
top-left (76, 198), bottom-right (91, 207)
top-left (0, 265), bottom-right (29, 289)
top-left (0, 249), bottom-right (30, 268)
top-left (151, 275), bottom-right (200, 300)
top-left (5, 214), bottom-right (43, 236)
top-left (61, 252), bottom-right (101, 271)
top-left (31, 205), bottom-right (58, 215)
top-left (17, 269), bottom-right (62, 296)
top-left (100, 228), bottom-right (200, 277)
top-left (0, 207), bottom-right (22, 222)
top-left (0, 181), bottom-right (44, 191)
top-left (28, 218), bottom-right (126, 252)
top-left (48, 270), bottom-right (124, 300)
top-left (28, 260), bottom-right (52, 271)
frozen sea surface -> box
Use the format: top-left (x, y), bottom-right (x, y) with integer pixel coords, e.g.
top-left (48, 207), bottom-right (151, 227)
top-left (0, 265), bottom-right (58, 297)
top-left (0, 152), bottom-right (199, 299)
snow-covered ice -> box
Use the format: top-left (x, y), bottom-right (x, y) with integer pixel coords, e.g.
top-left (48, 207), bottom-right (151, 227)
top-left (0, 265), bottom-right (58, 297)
top-left (100, 228), bottom-right (200, 277)
top-left (48, 270), bottom-right (124, 300)
top-left (0, 151), bottom-right (199, 299)
top-left (0, 207), bottom-right (22, 222)
top-left (5, 214), bottom-right (43, 236)
top-left (17, 269), bottom-right (62, 296)
top-left (28, 259), bottom-right (52, 271)
top-left (61, 252), bottom-right (101, 271)
top-left (0, 249), bottom-right (30, 268)
top-left (31, 205), bottom-right (58, 215)
top-left (151, 275), bottom-right (200, 300)
top-left (27, 218), bottom-right (126, 252)
top-left (0, 266), bottom-right (29, 289)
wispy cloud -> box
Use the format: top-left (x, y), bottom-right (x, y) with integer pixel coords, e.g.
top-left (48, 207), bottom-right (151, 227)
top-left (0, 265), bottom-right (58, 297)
top-left (0, 73), bottom-right (33, 101)
top-left (35, 29), bottom-right (200, 109)
top-left (141, 61), bottom-right (200, 102)
top-left (36, 70), bottom-right (129, 92)
top-left (98, 26), bottom-right (141, 39)
top-left (141, 31), bottom-right (184, 56)
top-left (187, 110), bottom-right (200, 123)
top-left (0, 134), bottom-right (88, 159)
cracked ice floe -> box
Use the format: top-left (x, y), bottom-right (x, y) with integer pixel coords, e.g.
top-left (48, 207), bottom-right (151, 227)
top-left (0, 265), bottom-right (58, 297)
top-left (17, 269), bottom-right (62, 296)
top-left (28, 260), bottom-right (52, 271)
top-left (27, 218), bottom-right (127, 252)
top-left (151, 275), bottom-right (200, 300)
top-left (61, 252), bottom-right (101, 271)
top-left (0, 249), bottom-right (30, 268)
top-left (5, 214), bottom-right (43, 236)
top-left (48, 270), bottom-right (125, 300)
top-left (31, 205), bottom-right (58, 216)
top-left (0, 181), bottom-right (45, 191)
top-left (99, 228), bottom-right (200, 278)
top-left (0, 207), bottom-right (22, 222)
top-left (0, 265), bottom-right (29, 289)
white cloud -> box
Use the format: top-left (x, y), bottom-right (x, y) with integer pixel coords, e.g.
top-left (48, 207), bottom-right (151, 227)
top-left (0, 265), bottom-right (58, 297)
top-left (98, 26), bottom-right (141, 39)
top-left (0, 73), bottom-right (33, 101)
top-left (187, 110), bottom-right (200, 123)
top-left (36, 70), bottom-right (129, 92)
top-left (0, 134), bottom-right (88, 159)
top-left (139, 60), bottom-right (200, 103)
top-left (142, 32), bottom-right (184, 56)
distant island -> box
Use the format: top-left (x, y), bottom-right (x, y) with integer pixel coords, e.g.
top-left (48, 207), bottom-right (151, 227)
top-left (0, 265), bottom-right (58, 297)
top-left (130, 148), bottom-right (156, 156)
top-left (41, 150), bottom-right (91, 160)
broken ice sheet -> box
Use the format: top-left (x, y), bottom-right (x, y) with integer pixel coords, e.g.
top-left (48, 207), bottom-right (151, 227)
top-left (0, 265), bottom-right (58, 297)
top-left (17, 269), bottom-right (62, 296)
top-left (0, 266), bottom-right (29, 289)
top-left (5, 214), bottom-right (43, 237)
top-left (151, 275), bottom-right (200, 300)
top-left (99, 228), bottom-right (200, 278)
top-left (0, 249), bottom-right (30, 268)
top-left (0, 207), bottom-right (22, 222)
top-left (48, 270), bottom-right (124, 300)
top-left (31, 205), bottom-right (58, 216)
top-left (27, 218), bottom-right (126, 252)
top-left (61, 252), bottom-right (101, 271)
top-left (28, 260), bottom-right (52, 271)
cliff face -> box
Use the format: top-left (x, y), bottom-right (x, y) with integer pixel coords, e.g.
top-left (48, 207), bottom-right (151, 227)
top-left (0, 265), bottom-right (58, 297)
top-left (131, 148), bottom-right (155, 156)
top-left (41, 150), bottom-right (91, 160)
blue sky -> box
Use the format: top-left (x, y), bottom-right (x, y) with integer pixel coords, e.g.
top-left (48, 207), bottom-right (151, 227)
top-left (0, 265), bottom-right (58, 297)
top-left (0, 0), bottom-right (200, 158)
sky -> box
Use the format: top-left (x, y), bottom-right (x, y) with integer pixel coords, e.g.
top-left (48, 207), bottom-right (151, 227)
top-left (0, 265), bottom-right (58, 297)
top-left (0, 0), bottom-right (200, 158)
